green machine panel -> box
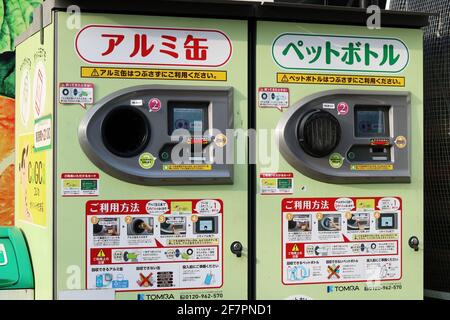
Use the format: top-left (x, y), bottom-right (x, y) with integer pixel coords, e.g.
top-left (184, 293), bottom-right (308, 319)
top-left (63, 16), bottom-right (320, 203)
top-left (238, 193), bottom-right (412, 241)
top-left (0, 227), bottom-right (34, 290)
top-left (57, 13), bottom-right (248, 300)
top-left (15, 4), bottom-right (248, 300)
top-left (255, 21), bottom-right (424, 300)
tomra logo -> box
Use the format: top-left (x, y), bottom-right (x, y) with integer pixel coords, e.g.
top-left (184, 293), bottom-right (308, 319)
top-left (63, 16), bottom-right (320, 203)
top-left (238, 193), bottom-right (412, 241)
top-left (137, 293), bottom-right (175, 300)
top-left (327, 285), bottom-right (360, 293)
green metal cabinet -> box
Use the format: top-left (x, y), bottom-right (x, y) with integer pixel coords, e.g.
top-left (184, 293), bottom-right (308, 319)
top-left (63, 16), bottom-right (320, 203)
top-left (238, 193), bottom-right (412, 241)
top-left (0, 227), bottom-right (34, 299)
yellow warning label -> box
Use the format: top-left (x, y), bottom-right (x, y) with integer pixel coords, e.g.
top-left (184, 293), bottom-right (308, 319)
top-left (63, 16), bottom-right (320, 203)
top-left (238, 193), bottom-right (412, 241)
top-left (81, 67), bottom-right (227, 81)
top-left (292, 244), bottom-right (300, 252)
top-left (163, 164), bottom-right (212, 171)
top-left (277, 73), bottom-right (405, 87)
top-left (97, 249), bottom-right (106, 258)
top-left (354, 233), bottom-right (399, 241)
top-left (350, 164), bottom-right (394, 171)
top-left (168, 238), bottom-right (219, 246)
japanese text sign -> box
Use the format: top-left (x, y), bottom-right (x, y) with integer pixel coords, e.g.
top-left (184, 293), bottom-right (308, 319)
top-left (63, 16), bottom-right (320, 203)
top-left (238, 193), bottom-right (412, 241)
top-left (76, 25), bottom-right (232, 67)
top-left (272, 33), bottom-right (409, 73)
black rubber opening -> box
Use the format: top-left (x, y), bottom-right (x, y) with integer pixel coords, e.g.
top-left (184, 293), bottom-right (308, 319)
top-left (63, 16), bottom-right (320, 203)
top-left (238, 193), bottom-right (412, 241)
top-left (297, 110), bottom-right (341, 158)
top-left (93, 223), bottom-right (103, 234)
top-left (101, 106), bottom-right (150, 157)
top-left (132, 219), bottom-right (146, 234)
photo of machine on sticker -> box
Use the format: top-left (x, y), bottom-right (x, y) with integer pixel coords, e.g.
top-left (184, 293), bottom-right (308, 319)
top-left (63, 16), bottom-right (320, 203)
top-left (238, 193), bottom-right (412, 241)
top-left (127, 217), bottom-right (154, 236)
top-left (318, 214), bottom-right (341, 232)
top-left (288, 214), bottom-right (312, 232)
top-left (160, 217), bottom-right (186, 236)
top-left (93, 218), bottom-right (120, 237)
top-left (347, 213), bottom-right (370, 231)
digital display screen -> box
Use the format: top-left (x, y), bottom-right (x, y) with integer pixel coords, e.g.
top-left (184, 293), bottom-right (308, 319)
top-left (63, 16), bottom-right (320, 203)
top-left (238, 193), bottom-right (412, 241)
top-left (168, 102), bottom-right (208, 135)
top-left (377, 213), bottom-right (397, 230)
top-left (355, 106), bottom-right (389, 137)
top-left (199, 220), bottom-right (213, 232)
top-left (381, 216), bottom-right (393, 227)
top-left (195, 217), bottom-right (217, 234)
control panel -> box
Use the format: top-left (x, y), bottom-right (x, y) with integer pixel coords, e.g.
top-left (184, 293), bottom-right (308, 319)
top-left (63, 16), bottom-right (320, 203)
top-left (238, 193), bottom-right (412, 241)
top-left (276, 90), bottom-right (411, 183)
top-left (79, 85), bottom-right (233, 185)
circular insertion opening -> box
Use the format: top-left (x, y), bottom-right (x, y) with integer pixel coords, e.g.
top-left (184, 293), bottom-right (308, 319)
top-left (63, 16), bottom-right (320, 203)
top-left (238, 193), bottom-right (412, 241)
top-left (297, 110), bottom-right (341, 158)
top-left (101, 106), bottom-right (150, 157)
top-left (132, 219), bottom-right (146, 234)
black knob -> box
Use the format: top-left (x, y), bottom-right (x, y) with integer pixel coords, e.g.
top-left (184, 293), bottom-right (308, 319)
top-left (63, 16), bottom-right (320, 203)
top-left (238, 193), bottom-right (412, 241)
top-left (408, 236), bottom-right (419, 252)
top-left (230, 241), bottom-right (243, 257)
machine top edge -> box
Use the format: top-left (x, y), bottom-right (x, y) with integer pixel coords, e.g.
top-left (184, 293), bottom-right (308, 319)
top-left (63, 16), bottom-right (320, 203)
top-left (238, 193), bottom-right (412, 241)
top-left (14, 0), bottom-right (432, 47)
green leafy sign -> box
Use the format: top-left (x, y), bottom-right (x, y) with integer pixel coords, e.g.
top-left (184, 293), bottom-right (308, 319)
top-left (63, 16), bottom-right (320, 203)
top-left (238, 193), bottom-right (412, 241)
top-left (0, 0), bottom-right (41, 97)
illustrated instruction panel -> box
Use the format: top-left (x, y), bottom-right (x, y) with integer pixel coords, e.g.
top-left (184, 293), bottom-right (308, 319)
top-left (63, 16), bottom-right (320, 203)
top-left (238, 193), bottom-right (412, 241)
top-left (86, 199), bottom-right (223, 291)
top-left (282, 197), bottom-right (402, 285)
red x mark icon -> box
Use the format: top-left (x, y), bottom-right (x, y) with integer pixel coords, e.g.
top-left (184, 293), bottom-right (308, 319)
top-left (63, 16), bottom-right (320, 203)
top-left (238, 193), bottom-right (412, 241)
top-left (327, 265), bottom-right (340, 279)
top-left (137, 273), bottom-right (153, 287)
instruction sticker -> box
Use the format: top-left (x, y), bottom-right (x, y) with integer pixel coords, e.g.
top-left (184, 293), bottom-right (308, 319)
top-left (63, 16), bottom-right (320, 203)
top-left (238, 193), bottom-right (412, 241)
top-left (81, 67), bottom-right (227, 81)
top-left (260, 173), bottom-right (293, 195)
top-left (130, 99), bottom-right (143, 106)
top-left (282, 197), bottom-right (402, 285)
top-left (163, 164), bottom-right (212, 171)
top-left (61, 173), bottom-right (99, 197)
top-left (322, 103), bottom-right (335, 110)
top-left (258, 87), bottom-right (289, 110)
top-left (277, 73), bottom-right (405, 87)
top-left (85, 199), bottom-right (223, 292)
top-left (350, 164), bottom-right (394, 171)
top-left (59, 82), bottom-right (94, 108)
top-left (34, 115), bottom-right (52, 152)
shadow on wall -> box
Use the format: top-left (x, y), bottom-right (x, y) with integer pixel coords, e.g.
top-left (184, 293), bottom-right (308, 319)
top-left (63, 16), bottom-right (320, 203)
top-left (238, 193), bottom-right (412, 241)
top-left (0, 0), bottom-right (41, 226)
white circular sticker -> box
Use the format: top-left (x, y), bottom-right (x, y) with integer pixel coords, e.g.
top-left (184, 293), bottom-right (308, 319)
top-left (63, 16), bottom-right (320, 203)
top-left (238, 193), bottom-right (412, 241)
top-left (20, 69), bottom-right (31, 125)
top-left (334, 198), bottom-right (355, 212)
top-left (195, 199), bottom-right (221, 214)
top-left (32, 61), bottom-right (46, 119)
top-left (145, 200), bottom-right (169, 215)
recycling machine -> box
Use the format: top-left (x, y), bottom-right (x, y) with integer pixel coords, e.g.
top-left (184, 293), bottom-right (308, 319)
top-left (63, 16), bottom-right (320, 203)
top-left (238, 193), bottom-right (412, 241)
top-left (14, 0), bottom-right (249, 300)
top-left (255, 15), bottom-right (426, 299)
top-left (10, 0), bottom-right (429, 300)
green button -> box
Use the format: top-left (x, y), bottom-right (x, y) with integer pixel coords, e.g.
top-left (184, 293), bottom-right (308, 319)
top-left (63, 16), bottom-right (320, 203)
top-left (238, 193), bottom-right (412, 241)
top-left (161, 151), bottom-right (170, 160)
